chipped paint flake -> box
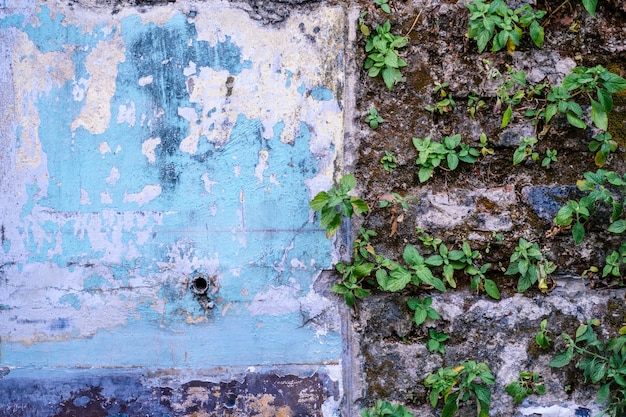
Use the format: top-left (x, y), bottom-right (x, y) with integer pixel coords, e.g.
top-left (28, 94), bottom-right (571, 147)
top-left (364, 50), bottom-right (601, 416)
top-left (71, 32), bottom-right (126, 134)
top-left (123, 184), bottom-right (162, 206)
top-left (141, 137), bottom-right (161, 164)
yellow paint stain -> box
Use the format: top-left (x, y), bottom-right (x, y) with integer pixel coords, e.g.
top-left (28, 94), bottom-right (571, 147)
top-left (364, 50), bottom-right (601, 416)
top-left (71, 32), bottom-right (126, 134)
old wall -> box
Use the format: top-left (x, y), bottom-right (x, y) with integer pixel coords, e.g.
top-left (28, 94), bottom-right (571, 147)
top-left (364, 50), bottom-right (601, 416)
top-left (0, 0), bottom-right (347, 415)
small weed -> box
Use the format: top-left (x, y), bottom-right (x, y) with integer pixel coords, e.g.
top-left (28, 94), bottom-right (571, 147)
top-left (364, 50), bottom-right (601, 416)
top-left (478, 132), bottom-right (494, 157)
top-left (426, 82), bottom-right (457, 114)
top-left (380, 150), bottom-right (398, 172)
top-left (541, 149), bottom-right (558, 168)
top-left (536, 319), bottom-right (552, 349)
top-left (427, 328), bottom-right (450, 354)
top-left (505, 371), bottom-right (546, 404)
top-left (468, 91), bottom-right (486, 119)
top-left (513, 136), bottom-right (539, 165)
top-left (366, 106), bottom-right (385, 129)
top-left (364, 20), bottom-right (408, 90)
top-left (589, 132), bottom-right (618, 167)
top-left (550, 319), bottom-right (626, 417)
top-left (407, 296), bottom-right (440, 326)
top-left (413, 134), bottom-right (479, 183)
top-left (374, 0), bottom-right (391, 14)
top-left (309, 174), bottom-right (369, 238)
top-left (361, 400), bottom-right (413, 417)
top-left (466, 0), bottom-right (546, 54)
top-left (424, 361), bottom-right (495, 417)
top-left (505, 238), bottom-right (556, 293)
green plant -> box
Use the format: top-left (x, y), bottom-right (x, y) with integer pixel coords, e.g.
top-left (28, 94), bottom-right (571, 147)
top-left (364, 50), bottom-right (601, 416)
top-left (468, 92), bottom-right (486, 119)
top-left (466, 0), bottom-right (546, 54)
top-left (426, 82), bottom-right (457, 114)
top-left (332, 228), bottom-right (378, 306)
top-left (478, 132), bottom-right (494, 157)
top-left (310, 174), bottom-right (369, 238)
top-left (374, 0), bottom-right (391, 14)
top-left (590, 132), bottom-right (618, 167)
top-left (505, 371), bottom-right (546, 404)
top-left (541, 149), bottom-right (558, 168)
top-left (602, 242), bottom-right (626, 279)
top-left (505, 238), bottom-right (557, 293)
top-left (496, 68), bottom-right (530, 128)
top-left (413, 135), bottom-right (479, 183)
top-left (366, 106), bottom-right (385, 129)
top-left (424, 361), bottom-right (495, 417)
top-left (554, 169), bottom-right (626, 245)
top-left (536, 319), bottom-right (552, 349)
top-left (361, 400), bottom-right (413, 417)
top-left (550, 319), bottom-right (626, 417)
top-left (427, 328), bottom-right (450, 354)
top-left (380, 150), bottom-right (398, 172)
top-left (469, 262), bottom-right (500, 300)
top-left (364, 20), bottom-right (408, 90)
top-left (408, 296), bottom-right (440, 326)
top-left (513, 136), bottom-right (539, 165)
top-left (560, 66), bottom-right (626, 131)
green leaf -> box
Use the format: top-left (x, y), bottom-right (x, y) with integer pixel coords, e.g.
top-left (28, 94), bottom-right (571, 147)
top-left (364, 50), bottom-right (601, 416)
top-left (309, 192), bottom-right (329, 211)
top-left (597, 383), bottom-right (611, 403)
top-left (601, 71), bottom-right (626, 93)
top-left (447, 153), bottom-right (459, 171)
top-left (381, 3), bottom-right (391, 13)
top-left (413, 307), bottom-right (427, 326)
top-left (591, 100), bottom-right (608, 131)
top-left (441, 394), bottom-right (460, 417)
top-left (518, 274), bottom-right (533, 293)
top-left (549, 347), bottom-right (574, 368)
top-left (339, 174), bottom-right (356, 191)
top-left (545, 104), bottom-right (558, 123)
top-left (472, 383), bottom-right (492, 406)
top-left (381, 67), bottom-right (397, 90)
top-left (484, 279), bottom-right (500, 300)
top-left (403, 244), bottom-right (423, 266)
top-left (529, 20), bottom-right (544, 47)
top-left (501, 105), bottom-right (513, 129)
top-left (572, 221), bottom-right (585, 244)
top-left (351, 198), bottom-right (370, 215)
top-left (381, 268), bottom-right (412, 292)
top-left (418, 166), bottom-right (434, 183)
top-left (581, 0), bottom-right (597, 15)
top-left (597, 87), bottom-right (613, 112)
top-left (608, 219), bottom-right (626, 234)
top-left (566, 112), bottom-right (587, 129)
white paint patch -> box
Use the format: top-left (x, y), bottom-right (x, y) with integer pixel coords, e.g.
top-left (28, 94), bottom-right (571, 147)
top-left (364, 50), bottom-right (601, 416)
top-left (290, 258), bottom-right (306, 270)
top-left (117, 100), bottom-right (136, 127)
top-left (80, 189), bottom-right (92, 205)
top-left (123, 184), bottom-right (162, 207)
top-left (183, 61), bottom-right (196, 76)
top-left (100, 191), bottom-right (113, 204)
top-left (233, 165), bottom-right (240, 178)
top-left (71, 32), bottom-right (126, 134)
top-left (247, 285), bottom-right (301, 316)
top-left (178, 107), bottom-right (200, 154)
top-left (99, 142), bottom-right (112, 155)
top-left (72, 77), bottom-right (90, 101)
top-left (141, 137), bottom-right (161, 164)
top-left (138, 75), bottom-right (153, 86)
top-left (254, 150), bottom-right (268, 183)
top-left (105, 167), bottom-right (120, 186)
top-left (201, 173), bottom-right (218, 193)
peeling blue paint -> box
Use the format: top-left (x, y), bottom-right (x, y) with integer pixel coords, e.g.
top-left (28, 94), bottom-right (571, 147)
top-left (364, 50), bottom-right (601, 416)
top-left (1, 1), bottom-right (343, 400)
top-left (311, 86), bottom-right (334, 101)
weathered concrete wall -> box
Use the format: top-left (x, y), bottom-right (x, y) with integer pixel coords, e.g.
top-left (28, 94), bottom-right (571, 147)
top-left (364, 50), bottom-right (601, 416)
top-left (0, 0), bottom-right (347, 414)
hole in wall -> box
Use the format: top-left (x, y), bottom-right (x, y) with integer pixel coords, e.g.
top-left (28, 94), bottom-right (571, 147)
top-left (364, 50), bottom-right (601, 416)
top-left (191, 275), bottom-right (209, 295)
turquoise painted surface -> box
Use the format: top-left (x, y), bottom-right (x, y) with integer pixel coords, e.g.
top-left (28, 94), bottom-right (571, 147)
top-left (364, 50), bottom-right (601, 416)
top-left (0, 4), bottom-right (342, 370)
